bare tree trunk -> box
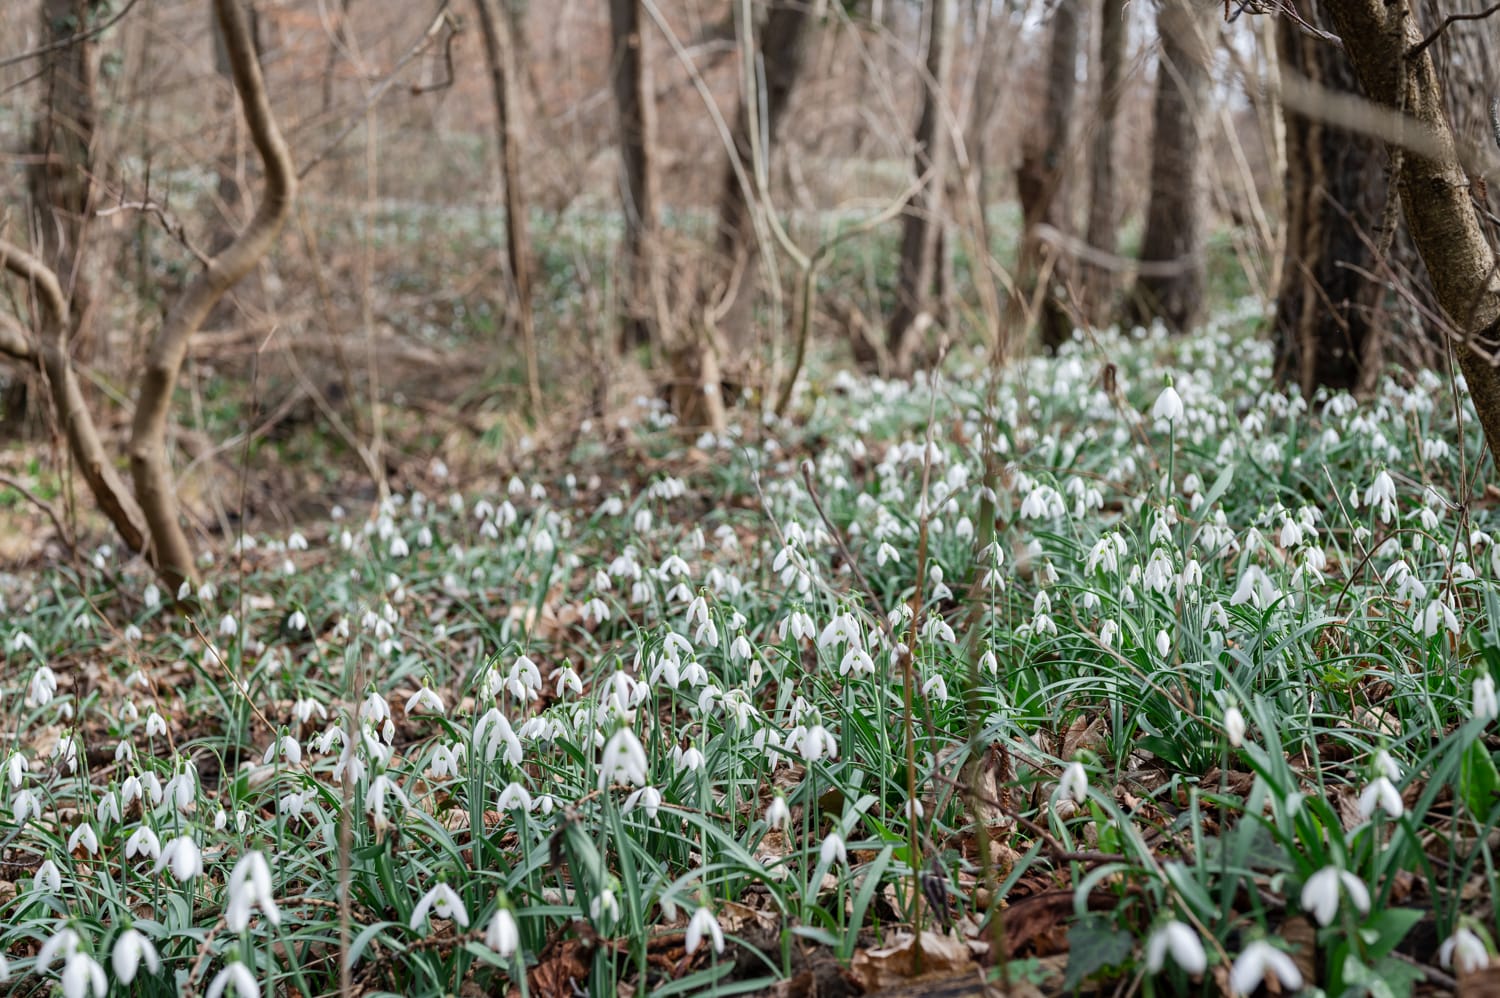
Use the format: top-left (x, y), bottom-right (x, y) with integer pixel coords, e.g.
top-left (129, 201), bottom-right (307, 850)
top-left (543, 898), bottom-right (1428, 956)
top-left (129, 0), bottom-right (296, 591)
top-left (1015, 0), bottom-right (1081, 351)
top-left (885, 0), bottom-right (955, 372)
top-left (1123, 0), bottom-right (1214, 334)
top-left (1272, 0), bottom-right (1390, 394)
top-left (1320, 0), bottom-right (1500, 462)
top-left (474, 0), bottom-right (541, 418)
top-left (708, 1), bottom-right (814, 370)
top-left (1082, 0), bottom-right (1125, 321)
top-left (609, 0), bottom-right (665, 353)
top-left (28, 0), bottom-right (105, 366)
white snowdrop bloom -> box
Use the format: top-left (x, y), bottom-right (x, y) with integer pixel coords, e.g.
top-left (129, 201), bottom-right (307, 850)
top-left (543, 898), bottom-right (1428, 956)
top-left (811, 827), bottom-right (849, 869)
top-left (765, 795), bottom-right (790, 831)
top-left (780, 610), bottom-right (816, 642)
top-left (411, 883), bottom-right (470, 931)
top-left (1229, 564), bottom-right (1279, 610)
top-left (1098, 619), bottom-right (1119, 649)
top-left (225, 851), bottom-right (281, 932)
top-left (36, 858), bottom-right (62, 892)
top-left (68, 822), bottom-right (99, 855)
top-left (685, 906), bottom-right (726, 956)
top-left (1301, 865), bottom-right (1371, 926)
top-left (840, 646), bottom-right (876, 677)
top-left (157, 835), bottom-right (204, 881)
top-left (798, 724), bottom-right (839, 763)
top-left (123, 623), bottom-right (143, 643)
top-left (365, 774), bottom-right (408, 832)
top-left (60, 952), bottom-right (107, 998)
top-left (1363, 469), bottom-right (1398, 523)
top-left (218, 614), bottom-right (238, 637)
top-left (112, 928), bottom-right (161, 984)
top-left (1229, 940), bottom-right (1303, 996)
top-left (1056, 762), bottom-right (1089, 804)
top-left (730, 632), bottom-right (754, 664)
top-left (979, 649), bottom-right (999, 675)
top-left (262, 736), bottom-right (302, 767)
top-left (37, 927), bottom-right (81, 972)
top-left (96, 790), bottom-right (121, 825)
top-left (27, 665), bottom-right (58, 707)
top-left (1373, 749), bottom-right (1401, 782)
top-left (592, 887), bottom-right (622, 923)
top-left (1145, 920), bottom-right (1206, 975)
top-left (1152, 384), bottom-right (1184, 423)
top-left (599, 727), bottom-right (649, 790)
top-left (1358, 776), bottom-right (1404, 819)
top-left (623, 785), bottom-right (663, 821)
top-left (496, 782), bottom-right (534, 813)
top-left (921, 674), bottom-right (950, 704)
top-left (1475, 675), bottom-right (1499, 722)
top-left (676, 744), bottom-right (706, 772)
top-left (291, 697), bottom-right (326, 725)
top-left (1419, 597), bottom-right (1460, 639)
top-left (125, 825), bottom-right (162, 861)
top-left (6, 751), bottom-right (26, 788)
top-left (1154, 630), bottom-right (1171, 658)
top-left (1224, 707), bottom-right (1246, 748)
top-left (1439, 928), bottom-right (1491, 974)
top-left (486, 908), bottom-right (520, 958)
top-left (405, 686), bottom-right (446, 716)
top-left (430, 743), bottom-right (462, 779)
top-left (206, 961), bottom-right (260, 998)
top-left (555, 667), bottom-right (583, 697)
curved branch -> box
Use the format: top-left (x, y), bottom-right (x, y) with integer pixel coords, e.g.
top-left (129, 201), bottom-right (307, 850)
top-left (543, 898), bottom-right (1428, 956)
top-left (0, 239), bottom-right (149, 550)
top-left (128, 0), bottom-right (297, 590)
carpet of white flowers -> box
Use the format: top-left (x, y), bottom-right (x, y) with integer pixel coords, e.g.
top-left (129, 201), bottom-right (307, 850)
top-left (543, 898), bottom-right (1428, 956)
top-left (3, 306), bottom-right (1500, 997)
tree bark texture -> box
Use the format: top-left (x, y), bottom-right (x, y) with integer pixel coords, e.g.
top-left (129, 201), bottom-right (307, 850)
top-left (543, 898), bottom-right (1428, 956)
top-left (1321, 0), bottom-right (1500, 462)
top-left (1015, 0), bottom-right (1081, 350)
top-left (1082, 0), bottom-right (1125, 322)
top-left (886, 0), bottom-right (956, 371)
top-left (474, 0), bottom-right (541, 417)
top-left (1123, 0), bottom-right (1215, 334)
top-left (709, 1), bottom-right (814, 367)
top-left (1273, 0), bottom-right (1392, 394)
top-left (609, 0), bottom-right (665, 352)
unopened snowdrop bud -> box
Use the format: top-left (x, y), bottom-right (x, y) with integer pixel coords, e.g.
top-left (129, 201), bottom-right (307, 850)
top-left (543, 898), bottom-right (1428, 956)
top-left (1474, 675), bottom-right (1499, 723)
top-left (1224, 707), bottom-right (1246, 748)
top-left (486, 907), bottom-right (520, 958)
top-left (36, 858), bottom-right (62, 892)
top-left (1144, 920), bottom-right (1206, 975)
top-left (1056, 762), bottom-right (1089, 805)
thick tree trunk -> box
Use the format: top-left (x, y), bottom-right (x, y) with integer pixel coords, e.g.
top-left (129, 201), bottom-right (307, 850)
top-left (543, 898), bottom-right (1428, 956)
top-left (609, 0), bottom-right (665, 353)
top-left (1015, 0), bottom-right (1081, 351)
top-left (1081, 0), bottom-right (1125, 322)
top-left (1272, 0), bottom-right (1390, 394)
top-left (1321, 0), bottom-right (1500, 463)
top-left (886, 0), bottom-right (956, 372)
top-left (709, 1), bottom-right (814, 371)
top-left (474, 0), bottom-right (541, 418)
top-left (28, 0), bottom-right (104, 367)
top-left (1123, 0), bottom-right (1214, 334)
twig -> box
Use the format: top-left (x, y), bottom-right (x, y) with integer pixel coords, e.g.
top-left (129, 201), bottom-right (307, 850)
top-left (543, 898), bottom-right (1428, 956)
top-left (0, 0), bottom-right (142, 71)
top-left (0, 473), bottom-right (75, 553)
top-left (1407, 1), bottom-right (1500, 60)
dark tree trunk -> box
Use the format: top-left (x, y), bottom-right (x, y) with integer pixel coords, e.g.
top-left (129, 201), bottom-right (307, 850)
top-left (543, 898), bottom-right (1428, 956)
top-left (709, 1), bottom-right (814, 373)
top-left (886, 0), bottom-right (955, 372)
top-left (1123, 0), bottom-right (1214, 334)
top-left (1273, 0), bottom-right (1390, 394)
top-left (1015, 0), bottom-right (1081, 351)
top-left (1081, 0), bottom-right (1125, 321)
top-left (609, 0), bottom-right (664, 353)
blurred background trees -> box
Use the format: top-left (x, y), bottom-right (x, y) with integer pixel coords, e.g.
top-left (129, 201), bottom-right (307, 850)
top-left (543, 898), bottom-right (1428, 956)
top-left (3, 0), bottom-right (1500, 574)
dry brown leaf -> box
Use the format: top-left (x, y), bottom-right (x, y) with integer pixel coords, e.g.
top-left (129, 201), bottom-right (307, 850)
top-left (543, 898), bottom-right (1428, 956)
top-left (1459, 963), bottom-right (1500, 998)
top-left (851, 930), bottom-right (979, 992)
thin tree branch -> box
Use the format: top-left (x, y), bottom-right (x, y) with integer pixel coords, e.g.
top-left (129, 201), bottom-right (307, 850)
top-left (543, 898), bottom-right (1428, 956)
top-left (1407, 1), bottom-right (1500, 60)
top-left (0, 473), bottom-right (75, 554)
top-left (0, 0), bottom-right (141, 71)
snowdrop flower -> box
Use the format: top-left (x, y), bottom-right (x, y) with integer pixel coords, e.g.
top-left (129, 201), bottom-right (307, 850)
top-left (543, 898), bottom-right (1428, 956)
top-left (1358, 776), bottom-right (1404, 819)
top-left (125, 826), bottom-right (161, 862)
top-left (685, 906), bottom-right (726, 956)
top-left (1229, 941), bottom-right (1303, 996)
top-left (779, 610), bottom-right (816, 642)
top-left (1439, 927), bottom-right (1491, 973)
top-left (623, 785), bottom-right (662, 820)
top-left (112, 928), bottom-right (161, 984)
top-left (475, 709), bottom-right (523, 766)
top-left (486, 907), bottom-right (520, 957)
top-left (1373, 749), bottom-right (1400, 782)
top-left (676, 744), bottom-right (706, 772)
top-left (840, 646), bottom-right (876, 677)
top-left (1363, 469), bottom-right (1398, 523)
top-left (225, 851), bottom-right (281, 932)
top-left (157, 835), bottom-right (204, 881)
top-left (592, 886), bottom-right (622, 923)
top-left (1152, 383), bottom-right (1185, 423)
top-left (36, 858), bottom-right (61, 892)
top-left (1144, 920), bottom-right (1206, 975)
top-left (1473, 674), bottom-right (1498, 723)
top-left (1419, 597), bottom-right (1459, 639)
top-left (60, 952), bottom-right (107, 998)
top-left (405, 686), bottom-right (446, 716)
top-left (820, 831), bottom-right (848, 866)
top-left (1056, 762), bottom-right (1089, 805)
top-left (410, 883), bottom-right (469, 930)
top-left (262, 735), bottom-right (302, 767)
top-left (765, 794), bottom-right (790, 831)
top-left (599, 727), bottom-right (649, 790)
top-left (1224, 707), bottom-right (1246, 748)
top-left (37, 927), bottom-right (81, 971)
top-left (1301, 865), bottom-right (1371, 926)
top-left (921, 674), bottom-right (949, 703)
top-left (555, 667), bottom-right (583, 697)
top-left (68, 822), bottom-right (99, 856)
top-left (206, 961), bottom-right (260, 998)
top-left (28, 665), bottom-right (58, 707)
top-left (496, 782), bottom-right (534, 813)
